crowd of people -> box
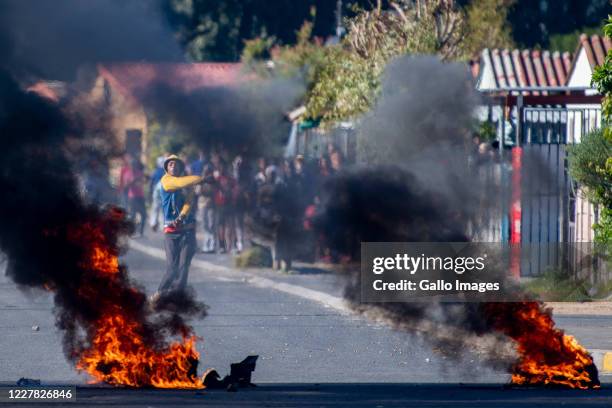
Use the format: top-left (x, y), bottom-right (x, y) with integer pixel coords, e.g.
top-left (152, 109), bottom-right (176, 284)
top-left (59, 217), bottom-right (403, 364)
top-left (79, 135), bottom-right (502, 273)
top-left (109, 143), bottom-right (345, 272)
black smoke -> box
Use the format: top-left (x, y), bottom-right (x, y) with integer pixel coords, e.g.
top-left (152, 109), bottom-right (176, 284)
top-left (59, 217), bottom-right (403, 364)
top-left (0, 0), bottom-right (182, 80)
top-left (0, 0), bottom-right (207, 380)
top-left (315, 165), bottom-right (518, 368)
top-left (314, 56), bottom-right (545, 370)
top-left (139, 78), bottom-right (303, 158)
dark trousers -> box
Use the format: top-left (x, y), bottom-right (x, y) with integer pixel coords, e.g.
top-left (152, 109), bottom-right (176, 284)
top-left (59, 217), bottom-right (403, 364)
top-left (129, 196), bottom-right (147, 236)
top-left (158, 229), bottom-right (196, 293)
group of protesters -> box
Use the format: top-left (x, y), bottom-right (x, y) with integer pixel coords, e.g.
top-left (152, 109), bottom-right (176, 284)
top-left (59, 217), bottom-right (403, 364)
top-left (109, 144), bottom-right (345, 272)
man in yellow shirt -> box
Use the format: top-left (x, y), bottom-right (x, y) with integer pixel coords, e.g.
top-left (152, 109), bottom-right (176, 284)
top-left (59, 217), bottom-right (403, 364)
top-left (152, 155), bottom-right (203, 299)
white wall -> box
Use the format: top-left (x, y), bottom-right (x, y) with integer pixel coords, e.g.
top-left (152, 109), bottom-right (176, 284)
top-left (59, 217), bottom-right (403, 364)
top-left (567, 48), bottom-right (593, 88)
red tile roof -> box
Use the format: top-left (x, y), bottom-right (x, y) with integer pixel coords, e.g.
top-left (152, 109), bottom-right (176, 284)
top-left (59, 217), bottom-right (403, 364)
top-left (98, 63), bottom-right (245, 101)
top-left (26, 81), bottom-right (67, 102)
top-left (577, 34), bottom-right (612, 68)
top-left (481, 48), bottom-right (572, 93)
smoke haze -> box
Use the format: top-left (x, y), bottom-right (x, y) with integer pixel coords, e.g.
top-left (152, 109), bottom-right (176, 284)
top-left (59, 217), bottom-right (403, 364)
top-left (0, 0), bottom-right (206, 381)
top-left (0, 0), bottom-right (182, 79)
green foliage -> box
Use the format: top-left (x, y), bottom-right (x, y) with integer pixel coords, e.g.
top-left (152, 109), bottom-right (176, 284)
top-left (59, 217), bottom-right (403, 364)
top-left (568, 129), bottom-right (612, 207)
top-left (170, 0), bottom-right (245, 61)
top-left (568, 129), bottom-right (612, 246)
top-left (307, 0), bottom-right (468, 124)
top-left (145, 117), bottom-right (192, 170)
top-left (167, 0), bottom-right (376, 62)
top-left (241, 19), bottom-right (328, 93)
top-left (306, 46), bottom-right (380, 124)
top-left (463, 0), bottom-right (515, 58)
top-left (592, 18), bottom-right (612, 122)
top-left (234, 246), bottom-right (272, 268)
top-left (242, 0), bottom-right (514, 125)
top-left (523, 269), bottom-right (591, 302)
top-left (594, 207), bottom-right (612, 249)
top-left (270, 21), bottom-right (328, 84)
top-left (241, 35), bottom-right (277, 62)
top-left (507, 0), bottom-right (612, 49)
top-left (570, 18), bottom-right (612, 248)
top-left (477, 120), bottom-right (497, 142)
top-left (549, 26), bottom-right (602, 53)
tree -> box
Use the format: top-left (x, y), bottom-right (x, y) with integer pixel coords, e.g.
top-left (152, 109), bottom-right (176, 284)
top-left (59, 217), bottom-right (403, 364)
top-left (242, 0), bottom-right (515, 125)
top-left (549, 27), bottom-right (602, 53)
top-left (463, 0), bottom-right (514, 58)
top-left (166, 0), bottom-right (374, 61)
top-left (507, 0), bottom-right (611, 49)
top-left (307, 0), bottom-right (471, 124)
top-left (569, 17), bottom-right (612, 248)
top-left (255, 0), bottom-right (512, 124)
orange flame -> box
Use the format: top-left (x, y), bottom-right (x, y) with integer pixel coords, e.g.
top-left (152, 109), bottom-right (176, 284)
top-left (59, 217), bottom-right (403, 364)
top-left (64, 211), bottom-right (205, 389)
top-left (76, 315), bottom-right (203, 389)
top-left (484, 302), bottom-right (599, 389)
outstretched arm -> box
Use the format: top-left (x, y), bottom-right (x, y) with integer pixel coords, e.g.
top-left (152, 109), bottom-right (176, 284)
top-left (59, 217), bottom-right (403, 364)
top-left (160, 174), bottom-right (202, 192)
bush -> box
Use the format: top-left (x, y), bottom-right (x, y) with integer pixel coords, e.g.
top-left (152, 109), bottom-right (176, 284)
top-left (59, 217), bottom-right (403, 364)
top-left (523, 269), bottom-right (591, 302)
top-left (568, 128), bottom-right (612, 249)
top-left (234, 246), bottom-right (272, 268)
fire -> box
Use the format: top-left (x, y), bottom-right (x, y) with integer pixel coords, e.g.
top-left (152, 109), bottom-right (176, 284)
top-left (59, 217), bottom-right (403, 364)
top-left (63, 208), bottom-right (205, 389)
top-left (76, 315), bottom-right (203, 389)
top-left (483, 302), bottom-right (600, 389)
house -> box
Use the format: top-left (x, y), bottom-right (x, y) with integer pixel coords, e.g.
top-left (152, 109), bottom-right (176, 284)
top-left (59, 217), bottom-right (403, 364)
top-left (564, 34), bottom-right (612, 135)
top-left (26, 80), bottom-right (68, 102)
top-left (477, 48), bottom-right (573, 91)
top-left (567, 34), bottom-right (612, 89)
top-left (88, 62), bottom-right (244, 159)
top-left (473, 37), bottom-right (609, 268)
top-left (475, 48), bottom-right (581, 145)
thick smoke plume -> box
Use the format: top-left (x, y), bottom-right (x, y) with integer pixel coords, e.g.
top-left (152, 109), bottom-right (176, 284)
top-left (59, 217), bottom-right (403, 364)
top-left (140, 78), bottom-right (304, 158)
top-left (316, 56), bottom-right (598, 384)
top-left (0, 0), bottom-right (207, 386)
top-left (0, 0), bottom-right (182, 80)
top-left (359, 56), bottom-right (484, 215)
top-left (316, 166), bottom-right (517, 368)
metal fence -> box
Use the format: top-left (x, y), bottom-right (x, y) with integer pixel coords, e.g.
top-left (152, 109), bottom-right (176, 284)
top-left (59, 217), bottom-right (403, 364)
top-left (518, 107), bottom-right (604, 278)
top-left (290, 125), bottom-right (357, 162)
top-left (521, 108), bottom-right (601, 145)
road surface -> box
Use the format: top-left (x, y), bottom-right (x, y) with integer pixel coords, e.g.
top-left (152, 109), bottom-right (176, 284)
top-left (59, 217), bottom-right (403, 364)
top-left (1, 232), bottom-right (611, 406)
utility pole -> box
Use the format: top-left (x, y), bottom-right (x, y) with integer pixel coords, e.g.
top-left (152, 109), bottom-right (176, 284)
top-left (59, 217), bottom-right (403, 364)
top-left (335, 0), bottom-right (344, 38)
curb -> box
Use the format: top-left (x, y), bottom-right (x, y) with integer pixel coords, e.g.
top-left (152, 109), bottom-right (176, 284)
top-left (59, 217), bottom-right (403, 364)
top-left (591, 350), bottom-right (612, 375)
top-left (129, 239), bottom-right (612, 377)
top-left (128, 239), bottom-right (349, 314)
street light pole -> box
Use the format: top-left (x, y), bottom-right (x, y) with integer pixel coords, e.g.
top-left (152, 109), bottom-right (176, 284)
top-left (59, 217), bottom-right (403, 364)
top-left (336, 0), bottom-right (344, 38)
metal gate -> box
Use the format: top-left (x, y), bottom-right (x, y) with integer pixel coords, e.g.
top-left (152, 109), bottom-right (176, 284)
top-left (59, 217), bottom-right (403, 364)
top-left (518, 107), bottom-right (601, 277)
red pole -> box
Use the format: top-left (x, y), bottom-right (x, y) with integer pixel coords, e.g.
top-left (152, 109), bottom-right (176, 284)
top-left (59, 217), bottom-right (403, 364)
top-left (510, 147), bottom-right (522, 278)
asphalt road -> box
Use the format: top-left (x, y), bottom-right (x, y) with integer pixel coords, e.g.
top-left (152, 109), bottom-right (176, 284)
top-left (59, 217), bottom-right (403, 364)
top-left (2, 384), bottom-right (612, 408)
top-left (1, 232), bottom-right (612, 406)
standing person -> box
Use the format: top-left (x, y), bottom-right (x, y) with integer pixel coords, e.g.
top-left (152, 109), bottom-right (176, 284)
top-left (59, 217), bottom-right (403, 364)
top-left (270, 166), bottom-right (300, 272)
top-left (200, 163), bottom-right (217, 253)
top-left (80, 157), bottom-right (116, 206)
top-left (117, 153), bottom-right (133, 210)
top-left (329, 150), bottom-right (343, 174)
top-left (292, 155), bottom-right (309, 200)
top-left (318, 156), bottom-right (331, 189)
top-left (126, 159), bottom-right (147, 237)
top-left (213, 164), bottom-right (233, 253)
top-left (152, 155), bottom-right (203, 299)
top-left (188, 150), bottom-right (207, 176)
top-left (231, 155), bottom-right (247, 253)
top-left (254, 157), bottom-right (267, 186)
top-left (280, 158), bottom-right (293, 184)
top-left (148, 156), bottom-right (165, 232)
